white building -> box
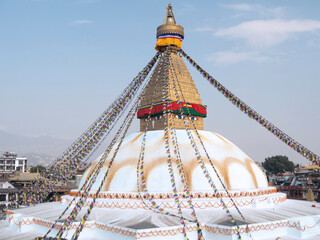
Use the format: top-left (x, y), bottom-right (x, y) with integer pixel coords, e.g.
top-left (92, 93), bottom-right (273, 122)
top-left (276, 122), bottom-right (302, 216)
top-left (0, 152), bottom-right (27, 174)
top-left (0, 179), bottom-right (19, 206)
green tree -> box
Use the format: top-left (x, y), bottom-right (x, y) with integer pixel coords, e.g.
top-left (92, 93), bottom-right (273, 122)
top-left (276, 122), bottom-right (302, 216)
top-left (30, 165), bottom-right (46, 173)
top-left (262, 155), bottom-right (295, 175)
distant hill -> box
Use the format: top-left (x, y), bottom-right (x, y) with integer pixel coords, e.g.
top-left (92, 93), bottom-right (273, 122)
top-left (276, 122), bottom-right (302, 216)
top-left (19, 152), bottom-right (56, 167)
top-left (0, 130), bottom-right (72, 166)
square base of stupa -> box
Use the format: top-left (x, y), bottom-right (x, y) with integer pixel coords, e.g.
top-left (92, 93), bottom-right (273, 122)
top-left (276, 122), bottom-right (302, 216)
top-left (1, 198), bottom-right (320, 240)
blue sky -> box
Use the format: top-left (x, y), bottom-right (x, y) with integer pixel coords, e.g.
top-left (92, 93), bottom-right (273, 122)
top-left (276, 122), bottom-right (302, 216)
top-left (0, 0), bottom-right (319, 164)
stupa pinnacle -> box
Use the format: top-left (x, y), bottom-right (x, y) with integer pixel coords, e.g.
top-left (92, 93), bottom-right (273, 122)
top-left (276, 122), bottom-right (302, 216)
top-left (155, 3), bottom-right (184, 51)
top-left (138, 4), bottom-right (207, 131)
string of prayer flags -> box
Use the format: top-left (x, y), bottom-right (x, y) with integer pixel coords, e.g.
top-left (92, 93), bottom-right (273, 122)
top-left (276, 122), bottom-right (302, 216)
top-left (180, 49), bottom-right (320, 167)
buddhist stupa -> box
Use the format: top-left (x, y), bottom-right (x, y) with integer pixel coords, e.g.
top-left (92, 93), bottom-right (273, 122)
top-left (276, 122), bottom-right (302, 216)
top-left (2, 4), bottom-right (320, 240)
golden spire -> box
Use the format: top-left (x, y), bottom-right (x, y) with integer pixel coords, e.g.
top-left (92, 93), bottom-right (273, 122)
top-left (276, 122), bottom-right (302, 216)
top-left (163, 3), bottom-right (176, 25)
top-left (137, 4), bottom-right (206, 131)
top-left (155, 4), bottom-right (184, 51)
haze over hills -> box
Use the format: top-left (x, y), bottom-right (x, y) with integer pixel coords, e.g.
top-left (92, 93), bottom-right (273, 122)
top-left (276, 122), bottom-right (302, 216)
top-left (0, 130), bottom-right (72, 166)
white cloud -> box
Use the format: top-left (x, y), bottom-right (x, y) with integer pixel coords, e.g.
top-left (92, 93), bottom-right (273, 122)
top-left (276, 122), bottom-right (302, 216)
top-left (307, 32), bottom-right (320, 47)
top-left (221, 4), bottom-right (284, 18)
top-left (215, 19), bottom-right (320, 47)
top-left (70, 20), bottom-right (93, 25)
top-left (208, 51), bottom-right (269, 64)
top-left (0, 124), bottom-right (7, 131)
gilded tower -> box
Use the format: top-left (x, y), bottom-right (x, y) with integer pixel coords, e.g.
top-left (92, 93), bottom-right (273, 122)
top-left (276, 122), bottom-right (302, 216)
top-left (138, 4), bottom-right (206, 131)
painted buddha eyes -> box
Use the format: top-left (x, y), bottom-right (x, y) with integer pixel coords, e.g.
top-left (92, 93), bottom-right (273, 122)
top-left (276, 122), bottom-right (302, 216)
top-left (155, 115), bottom-right (162, 120)
top-left (175, 115), bottom-right (197, 121)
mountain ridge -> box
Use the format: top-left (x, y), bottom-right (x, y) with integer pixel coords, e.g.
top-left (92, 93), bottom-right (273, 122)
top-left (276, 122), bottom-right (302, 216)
top-left (0, 130), bottom-right (72, 166)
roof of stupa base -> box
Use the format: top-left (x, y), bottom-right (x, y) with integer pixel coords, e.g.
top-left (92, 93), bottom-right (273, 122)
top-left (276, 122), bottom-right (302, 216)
top-left (2, 199), bottom-right (320, 240)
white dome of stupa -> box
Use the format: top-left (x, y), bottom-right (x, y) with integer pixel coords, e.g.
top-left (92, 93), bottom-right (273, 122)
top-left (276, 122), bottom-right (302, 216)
top-left (78, 130), bottom-right (269, 194)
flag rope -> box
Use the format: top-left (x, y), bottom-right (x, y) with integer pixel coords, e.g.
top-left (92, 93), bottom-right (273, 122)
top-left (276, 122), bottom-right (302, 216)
top-left (70, 83), bottom-right (147, 240)
top-left (136, 50), bottom-right (194, 222)
top-left (35, 53), bottom-right (160, 240)
top-left (180, 49), bottom-right (320, 166)
top-left (169, 53), bottom-right (252, 239)
top-left (168, 53), bottom-right (242, 240)
top-left (21, 52), bottom-right (161, 208)
top-left (54, 56), bottom-right (160, 239)
top-left (162, 55), bottom-right (189, 240)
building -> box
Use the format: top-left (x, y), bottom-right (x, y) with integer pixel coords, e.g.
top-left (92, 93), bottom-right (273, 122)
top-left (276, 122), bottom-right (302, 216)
top-left (268, 172), bottom-right (294, 186)
top-left (9, 172), bottom-right (76, 202)
top-left (9, 172), bottom-right (40, 189)
top-left (0, 152), bottom-right (27, 176)
top-left (277, 165), bottom-right (320, 201)
top-left (0, 179), bottom-right (19, 207)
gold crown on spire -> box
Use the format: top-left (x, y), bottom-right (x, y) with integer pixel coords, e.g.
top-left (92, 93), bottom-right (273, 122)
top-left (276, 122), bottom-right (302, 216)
top-left (155, 4), bottom-right (184, 51)
top-left (163, 3), bottom-right (176, 25)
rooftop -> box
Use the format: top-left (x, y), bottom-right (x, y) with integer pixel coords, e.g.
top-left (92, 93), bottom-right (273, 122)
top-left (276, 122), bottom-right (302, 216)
top-left (9, 172), bottom-right (40, 181)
